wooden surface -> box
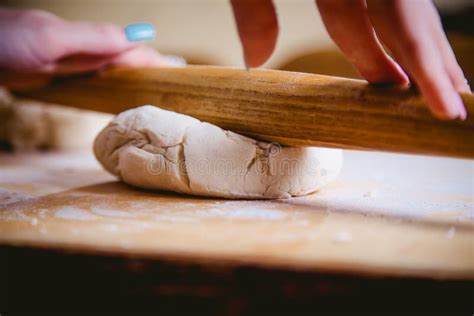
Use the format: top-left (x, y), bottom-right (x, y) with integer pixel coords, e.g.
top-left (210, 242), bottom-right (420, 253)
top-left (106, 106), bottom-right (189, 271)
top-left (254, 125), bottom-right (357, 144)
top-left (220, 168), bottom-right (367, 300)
top-left (0, 150), bottom-right (472, 280)
top-left (13, 66), bottom-right (474, 158)
top-left (2, 245), bottom-right (472, 315)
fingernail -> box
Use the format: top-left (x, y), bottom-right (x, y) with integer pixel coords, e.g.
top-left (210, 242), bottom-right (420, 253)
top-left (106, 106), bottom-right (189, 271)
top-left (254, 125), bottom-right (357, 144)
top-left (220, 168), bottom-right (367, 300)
top-left (453, 93), bottom-right (467, 120)
top-left (163, 55), bottom-right (186, 67)
top-left (393, 63), bottom-right (410, 85)
top-left (459, 107), bottom-right (467, 120)
top-left (458, 102), bottom-right (467, 120)
top-left (124, 23), bottom-right (156, 42)
top-left (243, 52), bottom-right (250, 71)
top-left (464, 78), bottom-right (472, 93)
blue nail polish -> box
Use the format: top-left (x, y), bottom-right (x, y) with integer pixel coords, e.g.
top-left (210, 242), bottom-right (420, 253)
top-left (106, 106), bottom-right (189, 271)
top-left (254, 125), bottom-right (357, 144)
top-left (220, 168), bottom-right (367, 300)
top-left (124, 23), bottom-right (156, 42)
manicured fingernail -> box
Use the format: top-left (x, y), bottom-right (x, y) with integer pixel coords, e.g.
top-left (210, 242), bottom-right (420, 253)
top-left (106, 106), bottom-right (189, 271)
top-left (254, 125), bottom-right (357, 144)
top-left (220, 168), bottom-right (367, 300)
top-left (124, 23), bottom-right (156, 42)
top-left (163, 55), bottom-right (187, 67)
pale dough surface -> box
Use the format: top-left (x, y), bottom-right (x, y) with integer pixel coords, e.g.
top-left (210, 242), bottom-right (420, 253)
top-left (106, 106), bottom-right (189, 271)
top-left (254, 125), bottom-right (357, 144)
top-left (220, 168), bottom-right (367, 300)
top-left (94, 105), bottom-right (342, 199)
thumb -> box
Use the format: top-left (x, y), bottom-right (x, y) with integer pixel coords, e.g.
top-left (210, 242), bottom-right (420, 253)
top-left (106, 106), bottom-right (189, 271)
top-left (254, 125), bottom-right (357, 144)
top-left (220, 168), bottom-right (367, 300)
top-left (230, 0), bottom-right (279, 68)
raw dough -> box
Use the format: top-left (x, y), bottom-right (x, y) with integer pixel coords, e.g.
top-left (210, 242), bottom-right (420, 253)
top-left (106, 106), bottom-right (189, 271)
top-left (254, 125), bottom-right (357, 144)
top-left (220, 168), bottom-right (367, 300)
top-left (94, 105), bottom-right (342, 199)
top-left (0, 88), bottom-right (112, 151)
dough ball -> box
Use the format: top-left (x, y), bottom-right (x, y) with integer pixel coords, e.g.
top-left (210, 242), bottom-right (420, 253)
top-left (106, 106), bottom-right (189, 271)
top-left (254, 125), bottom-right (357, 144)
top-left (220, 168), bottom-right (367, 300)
top-left (94, 105), bottom-right (343, 199)
top-left (0, 88), bottom-right (113, 152)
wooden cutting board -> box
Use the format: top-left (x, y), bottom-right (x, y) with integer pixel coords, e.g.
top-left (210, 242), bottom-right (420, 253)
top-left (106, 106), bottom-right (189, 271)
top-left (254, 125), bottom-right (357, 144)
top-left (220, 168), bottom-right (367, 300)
top-left (0, 150), bottom-right (472, 279)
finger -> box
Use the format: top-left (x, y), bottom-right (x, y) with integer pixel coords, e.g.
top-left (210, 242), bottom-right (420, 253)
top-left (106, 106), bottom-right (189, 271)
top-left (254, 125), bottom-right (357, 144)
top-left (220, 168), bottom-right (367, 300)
top-left (316, 0), bottom-right (408, 84)
top-left (111, 46), bottom-right (186, 68)
top-left (435, 34), bottom-right (471, 94)
top-left (367, 0), bottom-right (466, 119)
top-left (53, 21), bottom-right (137, 59)
top-left (44, 54), bottom-right (115, 74)
top-left (230, 0), bottom-right (279, 68)
top-left (426, 6), bottom-right (471, 93)
top-left (44, 46), bottom-right (186, 75)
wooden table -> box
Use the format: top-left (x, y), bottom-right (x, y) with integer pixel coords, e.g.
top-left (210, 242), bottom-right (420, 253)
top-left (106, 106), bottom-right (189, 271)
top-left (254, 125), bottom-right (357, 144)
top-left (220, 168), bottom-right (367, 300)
top-left (1, 149), bottom-right (473, 314)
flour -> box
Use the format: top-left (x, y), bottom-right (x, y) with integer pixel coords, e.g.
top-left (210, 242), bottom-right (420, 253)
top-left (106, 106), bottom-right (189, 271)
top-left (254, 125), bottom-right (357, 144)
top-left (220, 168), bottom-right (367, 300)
top-left (446, 226), bottom-right (456, 239)
top-left (91, 207), bottom-right (137, 218)
top-left (55, 207), bottom-right (96, 221)
top-left (152, 205), bottom-right (288, 223)
top-left (363, 189), bottom-right (379, 198)
top-left (0, 189), bottom-right (33, 205)
top-left (200, 206), bottom-right (287, 220)
top-left (333, 231), bottom-right (352, 243)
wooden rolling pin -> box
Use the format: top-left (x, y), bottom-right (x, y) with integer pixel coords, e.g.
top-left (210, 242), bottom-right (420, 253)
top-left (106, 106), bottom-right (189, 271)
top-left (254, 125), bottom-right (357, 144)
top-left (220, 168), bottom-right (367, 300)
top-left (11, 66), bottom-right (474, 158)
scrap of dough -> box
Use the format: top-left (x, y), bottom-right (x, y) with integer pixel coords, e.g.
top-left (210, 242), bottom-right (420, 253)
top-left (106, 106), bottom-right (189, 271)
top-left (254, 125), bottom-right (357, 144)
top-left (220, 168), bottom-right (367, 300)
top-left (94, 105), bottom-right (342, 199)
top-left (0, 88), bottom-right (112, 151)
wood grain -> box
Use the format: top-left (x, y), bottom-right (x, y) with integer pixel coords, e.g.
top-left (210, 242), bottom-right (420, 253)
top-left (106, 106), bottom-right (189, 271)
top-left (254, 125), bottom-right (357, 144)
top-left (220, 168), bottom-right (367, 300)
top-left (1, 151), bottom-right (472, 280)
top-left (13, 66), bottom-right (474, 158)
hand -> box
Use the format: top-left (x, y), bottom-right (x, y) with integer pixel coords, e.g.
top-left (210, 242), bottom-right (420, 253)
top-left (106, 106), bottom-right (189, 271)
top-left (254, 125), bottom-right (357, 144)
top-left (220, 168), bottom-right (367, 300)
top-left (231, 0), bottom-right (470, 120)
top-left (0, 8), bottom-right (181, 89)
